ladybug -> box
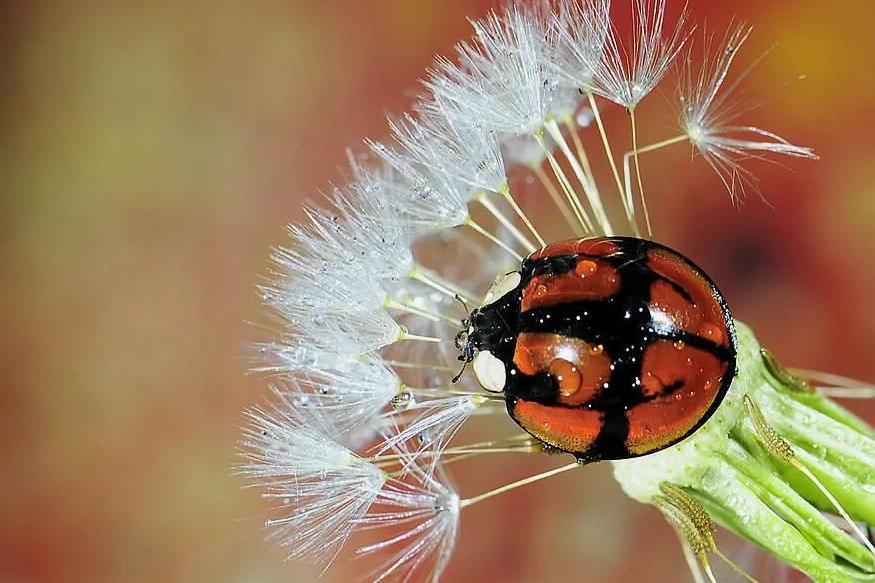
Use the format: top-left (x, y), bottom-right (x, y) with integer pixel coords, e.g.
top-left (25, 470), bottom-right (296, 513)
top-left (457, 237), bottom-right (737, 462)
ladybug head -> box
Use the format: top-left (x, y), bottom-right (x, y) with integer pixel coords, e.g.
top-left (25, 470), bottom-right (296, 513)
top-left (452, 271), bottom-right (523, 390)
top-left (451, 315), bottom-right (475, 384)
top-left (453, 318), bottom-right (475, 362)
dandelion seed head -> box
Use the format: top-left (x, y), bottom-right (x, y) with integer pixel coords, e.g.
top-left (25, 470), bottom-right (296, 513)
top-left (241, 2), bottom-right (833, 580)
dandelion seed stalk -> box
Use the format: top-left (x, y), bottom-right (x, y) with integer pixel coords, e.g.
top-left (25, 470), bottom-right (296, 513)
top-left (587, 90), bottom-right (634, 232)
top-left (628, 107), bottom-right (653, 238)
top-left (534, 130), bottom-right (595, 232)
top-left (475, 191), bottom-right (537, 252)
top-left (532, 162), bottom-right (582, 234)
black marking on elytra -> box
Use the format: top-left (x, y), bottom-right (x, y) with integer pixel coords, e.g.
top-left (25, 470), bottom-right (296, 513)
top-left (464, 237), bottom-right (738, 463)
top-left (519, 304), bottom-right (733, 363)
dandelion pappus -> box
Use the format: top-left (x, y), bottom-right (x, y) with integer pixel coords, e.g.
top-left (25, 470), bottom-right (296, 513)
top-left (240, 1), bottom-right (875, 581)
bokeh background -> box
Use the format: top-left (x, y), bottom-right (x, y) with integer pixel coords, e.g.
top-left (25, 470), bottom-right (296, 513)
top-left (3, 1), bottom-right (874, 581)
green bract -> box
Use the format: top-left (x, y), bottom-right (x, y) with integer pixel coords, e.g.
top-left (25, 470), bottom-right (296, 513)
top-left (613, 323), bottom-right (875, 582)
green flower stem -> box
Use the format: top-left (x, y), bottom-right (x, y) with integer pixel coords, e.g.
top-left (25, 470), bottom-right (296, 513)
top-left (612, 322), bottom-right (875, 582)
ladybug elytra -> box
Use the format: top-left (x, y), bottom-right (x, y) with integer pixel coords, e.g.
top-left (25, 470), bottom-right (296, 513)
top-left (458, 237), bottom-right (738, 462)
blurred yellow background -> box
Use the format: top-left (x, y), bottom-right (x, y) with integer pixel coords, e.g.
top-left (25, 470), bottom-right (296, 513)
top-left (3, 1), bottom-right (874, 582)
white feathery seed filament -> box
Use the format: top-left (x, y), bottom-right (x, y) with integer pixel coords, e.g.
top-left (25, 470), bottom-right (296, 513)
top-left (265, 244), bottom-right (383, 315)
top-left (366, 139), bottom-right (471, 232)
top-left (679, 22), bottom-right (818, 199)
top-left (292, 359), bottom-right (403, 432)
top-left (239, 408), bottom-right (386, 568)
top-left (359, 459), bottom-right (460, 583)
top-left (596, 0), bottom-right (692, 109)
top-left (398, 104), bottom-right (507, 196)
top-left (336, 181), bottom-right (415, 281)
top-left (275, 288), bottom-right (404, 360)
top-left (252, 338), bottom-right (354, 374)
top-left (426, 6), bottom-right (553, 137)
top-left (549, 0), bottom-right (611, 92)
top-left (379, 395), bottom-right (486, 474)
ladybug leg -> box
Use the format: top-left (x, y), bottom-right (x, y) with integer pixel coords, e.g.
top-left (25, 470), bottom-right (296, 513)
top-left (655, 483), bottom-right (759, 583)
top-left (744, 395), bottom-right (875, 561)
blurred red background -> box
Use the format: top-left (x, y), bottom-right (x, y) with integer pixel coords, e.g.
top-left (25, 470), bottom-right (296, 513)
top-left (2, 1), bottom-right (874, 581)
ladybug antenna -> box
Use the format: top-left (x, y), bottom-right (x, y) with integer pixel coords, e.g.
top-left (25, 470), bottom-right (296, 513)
top-left (454, 293), bottom-right (470, 317)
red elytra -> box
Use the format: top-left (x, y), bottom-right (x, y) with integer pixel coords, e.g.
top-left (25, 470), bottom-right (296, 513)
top-left (464, 237), bottom-right (737, 461)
